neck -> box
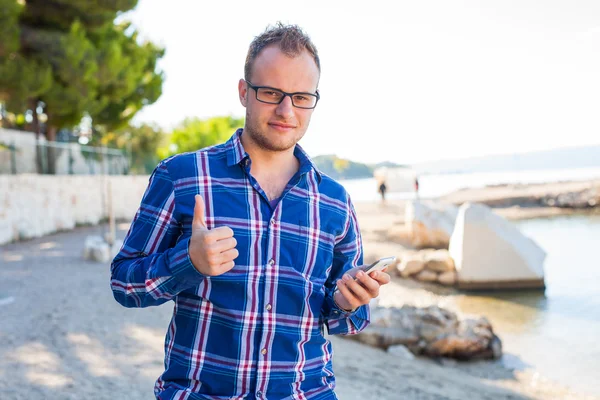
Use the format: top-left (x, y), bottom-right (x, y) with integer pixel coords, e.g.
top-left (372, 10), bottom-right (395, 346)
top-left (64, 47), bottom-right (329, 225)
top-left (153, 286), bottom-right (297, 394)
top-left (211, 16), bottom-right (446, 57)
top-left (240, 132), bottom-right (300, 177)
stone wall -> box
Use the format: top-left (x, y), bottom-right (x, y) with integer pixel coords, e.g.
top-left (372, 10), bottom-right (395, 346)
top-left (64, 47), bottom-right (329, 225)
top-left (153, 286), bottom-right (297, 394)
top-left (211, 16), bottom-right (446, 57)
top-left (0, 174), bottom-right (150, 245)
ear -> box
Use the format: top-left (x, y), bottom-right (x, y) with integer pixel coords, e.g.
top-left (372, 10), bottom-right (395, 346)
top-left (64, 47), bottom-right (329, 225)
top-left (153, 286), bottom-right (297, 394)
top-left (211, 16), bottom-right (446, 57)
top-left (238, 79), bottom-right (248, 107)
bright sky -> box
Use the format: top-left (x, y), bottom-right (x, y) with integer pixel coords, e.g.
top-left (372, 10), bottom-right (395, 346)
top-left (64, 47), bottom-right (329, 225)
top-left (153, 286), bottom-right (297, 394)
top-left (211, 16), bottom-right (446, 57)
top-left (127, 0), bottom-right (600, 165)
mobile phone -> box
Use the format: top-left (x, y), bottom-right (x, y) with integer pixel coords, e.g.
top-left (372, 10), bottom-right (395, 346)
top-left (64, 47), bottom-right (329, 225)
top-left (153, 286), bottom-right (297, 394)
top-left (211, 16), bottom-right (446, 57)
top-left (346, 256), bottom-right (396, 279)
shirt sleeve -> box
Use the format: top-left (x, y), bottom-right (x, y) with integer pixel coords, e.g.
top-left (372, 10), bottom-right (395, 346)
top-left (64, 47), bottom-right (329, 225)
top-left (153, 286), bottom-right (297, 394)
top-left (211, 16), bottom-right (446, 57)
top-left (110, 161), bottom-right (204, 308)
top-left (321, 195), bottom-right (370, 335)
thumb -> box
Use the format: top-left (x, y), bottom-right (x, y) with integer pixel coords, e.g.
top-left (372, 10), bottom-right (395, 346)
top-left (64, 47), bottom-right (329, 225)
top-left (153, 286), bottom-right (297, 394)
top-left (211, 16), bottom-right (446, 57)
top-left (193, 194), bottom-right (207, 230)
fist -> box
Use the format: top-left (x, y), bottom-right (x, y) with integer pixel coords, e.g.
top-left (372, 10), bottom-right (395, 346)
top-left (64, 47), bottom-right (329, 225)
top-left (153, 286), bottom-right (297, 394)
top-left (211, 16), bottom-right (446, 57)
top-left (188, 195), bottom-right (239, 276)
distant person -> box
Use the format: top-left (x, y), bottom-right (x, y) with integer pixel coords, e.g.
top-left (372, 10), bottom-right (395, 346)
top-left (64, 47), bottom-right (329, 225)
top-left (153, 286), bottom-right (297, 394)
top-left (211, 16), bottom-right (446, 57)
top-left (414, 176), bottom-right (420, 200)
top-left (379, 181), bottom-right (387, 202)
top-left (110, 23), bottom-right (390, 399)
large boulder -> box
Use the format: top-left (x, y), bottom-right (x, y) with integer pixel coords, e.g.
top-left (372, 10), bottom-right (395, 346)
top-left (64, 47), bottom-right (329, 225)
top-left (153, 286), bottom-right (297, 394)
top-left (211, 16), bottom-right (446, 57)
top-left (449, 202), bottom-right (546, 290)
top-left (351, 305), bottom-right (501, 360)
top-left (405, 201), bottom-right (458, 249)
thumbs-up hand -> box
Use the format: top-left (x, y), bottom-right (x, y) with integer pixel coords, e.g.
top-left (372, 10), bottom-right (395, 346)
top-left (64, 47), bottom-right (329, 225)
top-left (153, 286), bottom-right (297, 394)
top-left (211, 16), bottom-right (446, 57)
top-left (189, 195), bottom-right (238, 276)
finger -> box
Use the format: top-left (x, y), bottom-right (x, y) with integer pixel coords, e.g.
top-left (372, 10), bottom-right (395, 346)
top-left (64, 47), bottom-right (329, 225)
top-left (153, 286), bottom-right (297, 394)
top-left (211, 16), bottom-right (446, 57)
top-left (193, 195), bottom-right (207, 230)
top-left (208, 226), bottom-right (235, 240)
top-left (336, 279), bottom-right (360, 310)
top-left (212, 237), bottom-right (237, 253)
top-left (218, 260), bottom-right (236, 273)
top-left (370, 271), bottom-right (391, 286)
top-left (219, 248), bottom-right (239, 263)
top-left (355, 271), bottom-right (380, 295)
top-left (342, 274), bottom-right (372, 304)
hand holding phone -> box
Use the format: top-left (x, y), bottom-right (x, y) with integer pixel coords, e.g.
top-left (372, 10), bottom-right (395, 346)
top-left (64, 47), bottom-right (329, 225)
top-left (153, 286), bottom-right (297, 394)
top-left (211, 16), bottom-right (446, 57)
top-left (346, 256), bottom-right (396, 279)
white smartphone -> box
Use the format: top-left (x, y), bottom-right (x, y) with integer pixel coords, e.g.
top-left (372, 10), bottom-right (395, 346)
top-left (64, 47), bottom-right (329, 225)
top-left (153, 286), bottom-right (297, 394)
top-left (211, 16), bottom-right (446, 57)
top-left (346, 256), bottom-right (396, 279)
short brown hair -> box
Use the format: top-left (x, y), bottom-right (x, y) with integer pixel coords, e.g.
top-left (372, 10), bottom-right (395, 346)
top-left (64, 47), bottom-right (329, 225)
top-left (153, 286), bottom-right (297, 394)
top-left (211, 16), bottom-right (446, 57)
top-left (244, 22), bottom-right (321, 82)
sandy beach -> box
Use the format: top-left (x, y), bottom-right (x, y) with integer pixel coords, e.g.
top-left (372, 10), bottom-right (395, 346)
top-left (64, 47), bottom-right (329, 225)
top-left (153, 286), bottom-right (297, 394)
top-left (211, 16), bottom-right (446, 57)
top-left (1, 179), bottom-right (599, 399)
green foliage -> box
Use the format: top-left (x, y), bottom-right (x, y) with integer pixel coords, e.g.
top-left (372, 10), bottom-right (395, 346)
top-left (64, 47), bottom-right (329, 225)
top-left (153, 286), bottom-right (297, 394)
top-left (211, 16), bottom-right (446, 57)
top-left (90, 22), bottom-right (165, 133)
top-left (0, 0), bottom-right (21, 57)
top-left (313, 155), bottom-right (373, 179)
top-left (20, 0), bottom-right (138, 32)
top-left (313, 155), bottom-right (406, 180)
top-left (0, 0), bottom-right (52, 110)
top-left (26, 21), bottom-right (100, 128)
top-left (333, 158), bottom-right (350, 173)
top-left (0, 0), bottom-right (163, 142)
top-left (90, 123), bottom-right (166, 174)
top-left (161, 116), bottom-right (244, 157)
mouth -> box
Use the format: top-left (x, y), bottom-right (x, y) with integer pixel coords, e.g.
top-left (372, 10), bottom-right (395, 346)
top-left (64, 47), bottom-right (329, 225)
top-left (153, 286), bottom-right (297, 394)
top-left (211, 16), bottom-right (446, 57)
top-left (268, 122), bottom-right (296, 132)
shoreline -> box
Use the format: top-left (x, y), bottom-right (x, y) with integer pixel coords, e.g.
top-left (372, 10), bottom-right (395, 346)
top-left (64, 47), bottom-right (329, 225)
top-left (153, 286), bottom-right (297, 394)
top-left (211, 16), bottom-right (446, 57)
top-left (354, 177), bottom-right (600, 222)
top-left (351, 179), bottom-right (600, 398)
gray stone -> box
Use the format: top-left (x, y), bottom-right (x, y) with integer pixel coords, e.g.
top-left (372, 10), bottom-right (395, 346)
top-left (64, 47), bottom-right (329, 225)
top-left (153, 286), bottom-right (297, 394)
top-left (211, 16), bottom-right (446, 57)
top-left (387, 344), bottom-right (415, 360)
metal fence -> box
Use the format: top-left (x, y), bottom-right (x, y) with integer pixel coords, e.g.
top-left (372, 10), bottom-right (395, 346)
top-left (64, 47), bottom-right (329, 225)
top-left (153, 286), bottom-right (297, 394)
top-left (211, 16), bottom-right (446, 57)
top-left (0, 139), bottom-right (129, 175)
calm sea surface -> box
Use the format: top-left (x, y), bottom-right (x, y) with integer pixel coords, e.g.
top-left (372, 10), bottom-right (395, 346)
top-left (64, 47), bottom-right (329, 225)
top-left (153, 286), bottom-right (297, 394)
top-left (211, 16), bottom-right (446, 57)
top-left (456, 216), bottom-right (600, 396)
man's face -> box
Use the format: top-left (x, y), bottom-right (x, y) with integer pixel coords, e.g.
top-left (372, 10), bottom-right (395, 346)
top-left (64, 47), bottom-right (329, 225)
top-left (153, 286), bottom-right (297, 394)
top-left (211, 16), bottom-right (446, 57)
top-left (238, 45), bottom-right (320, 152)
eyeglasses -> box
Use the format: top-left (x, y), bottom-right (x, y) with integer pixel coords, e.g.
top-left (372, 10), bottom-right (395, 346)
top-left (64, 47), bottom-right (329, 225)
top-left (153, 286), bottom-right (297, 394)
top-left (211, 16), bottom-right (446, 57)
top-left (245, 80), bottom-right (320, 109)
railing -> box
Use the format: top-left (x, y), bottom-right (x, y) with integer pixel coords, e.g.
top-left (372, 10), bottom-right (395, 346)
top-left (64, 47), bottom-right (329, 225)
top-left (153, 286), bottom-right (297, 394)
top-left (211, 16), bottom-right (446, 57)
top-left (0, 139), bottom-right (129, 175)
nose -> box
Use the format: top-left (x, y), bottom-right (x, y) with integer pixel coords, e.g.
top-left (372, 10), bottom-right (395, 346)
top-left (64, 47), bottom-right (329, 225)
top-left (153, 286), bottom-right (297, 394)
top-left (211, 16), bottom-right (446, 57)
top-left (275, 95), bottom-right (295, 119)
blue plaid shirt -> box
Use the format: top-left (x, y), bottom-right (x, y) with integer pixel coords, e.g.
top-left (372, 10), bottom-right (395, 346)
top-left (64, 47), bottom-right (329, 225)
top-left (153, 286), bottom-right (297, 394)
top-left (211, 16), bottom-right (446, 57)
top-left (111, 129), bottom-right (369, 399)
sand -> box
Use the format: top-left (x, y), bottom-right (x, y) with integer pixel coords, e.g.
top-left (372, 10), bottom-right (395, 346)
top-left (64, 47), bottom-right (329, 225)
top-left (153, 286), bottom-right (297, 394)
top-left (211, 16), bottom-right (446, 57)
top-left (2, 178), bottom-right (599, 399)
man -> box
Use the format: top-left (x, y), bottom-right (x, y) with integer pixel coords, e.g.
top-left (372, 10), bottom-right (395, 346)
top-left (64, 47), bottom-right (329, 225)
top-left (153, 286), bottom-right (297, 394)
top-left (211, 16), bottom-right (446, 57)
top-left (111, 23), bottom-right (390, 399)
top-left (378, 181), bottom-right (387, 203)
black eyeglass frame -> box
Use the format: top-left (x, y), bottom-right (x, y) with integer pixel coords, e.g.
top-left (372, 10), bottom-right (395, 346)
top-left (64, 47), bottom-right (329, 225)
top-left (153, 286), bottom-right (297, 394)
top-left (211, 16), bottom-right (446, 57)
top-left (245, 80), bottom-right (320, 109)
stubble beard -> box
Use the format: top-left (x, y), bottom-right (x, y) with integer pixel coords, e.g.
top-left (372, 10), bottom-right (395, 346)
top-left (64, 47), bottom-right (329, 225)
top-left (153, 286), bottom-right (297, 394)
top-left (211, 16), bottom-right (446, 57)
top-left (244, 112), bottom-right (305, 153)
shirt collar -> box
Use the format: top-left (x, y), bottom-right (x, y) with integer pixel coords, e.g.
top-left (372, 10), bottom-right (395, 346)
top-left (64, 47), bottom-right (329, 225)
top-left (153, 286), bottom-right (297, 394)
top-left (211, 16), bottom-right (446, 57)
top-left (226, 128), bottom-right (322, 183)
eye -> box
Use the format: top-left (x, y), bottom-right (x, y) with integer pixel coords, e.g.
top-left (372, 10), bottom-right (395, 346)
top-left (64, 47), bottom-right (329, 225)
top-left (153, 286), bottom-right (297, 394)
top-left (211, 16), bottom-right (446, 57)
top-left (293, 95), bottom-right (309, 102)
top-left (261, 89), bottom-right (282, 98)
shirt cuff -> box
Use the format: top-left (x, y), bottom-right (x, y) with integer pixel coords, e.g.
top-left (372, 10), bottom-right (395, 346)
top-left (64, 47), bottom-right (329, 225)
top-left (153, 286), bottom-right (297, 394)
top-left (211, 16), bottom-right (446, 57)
top-left (323, 287), bottom-right (358, 319)
top-left (169, 236), bottom-right (205, 285)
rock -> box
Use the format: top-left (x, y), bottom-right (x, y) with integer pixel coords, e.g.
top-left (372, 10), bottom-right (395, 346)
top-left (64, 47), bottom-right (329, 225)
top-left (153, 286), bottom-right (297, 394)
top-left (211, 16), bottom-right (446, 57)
top-left (83, 235), bottom-right (110, 263)
top-left (354, 306), bottom-right (420, 348)
top-left (449, 202), bottom-right (546, 290)
top-left (414, 269), bottom-right (438, 282)
top-left (387, 344), bottom-right (415, 360)
top-left (397, 254), bottom-right (425, 278)
top-left (438, 270), bottom-right (457, 286)
top-left (352, 305), bottom-right (501, 360)
top-left (423, 249), bottom-right (455, 273)
top-left (425, 334), bottom-right (488, 358)
top-left (490, 334), bottom-right (503, 359)
top-left (405, 201), bottom-right (459, 249)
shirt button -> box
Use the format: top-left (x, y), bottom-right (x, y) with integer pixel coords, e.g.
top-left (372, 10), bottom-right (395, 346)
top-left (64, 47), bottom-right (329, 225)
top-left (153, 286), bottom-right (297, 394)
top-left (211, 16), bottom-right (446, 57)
top-left (261, 348), bottom-right (267, 355)
top-left (266, 304), bottom-right (272, 311)
top-left (268, 259), bottom-right (275, 266)
top-left (256, 391), bottom-right (263, 398)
